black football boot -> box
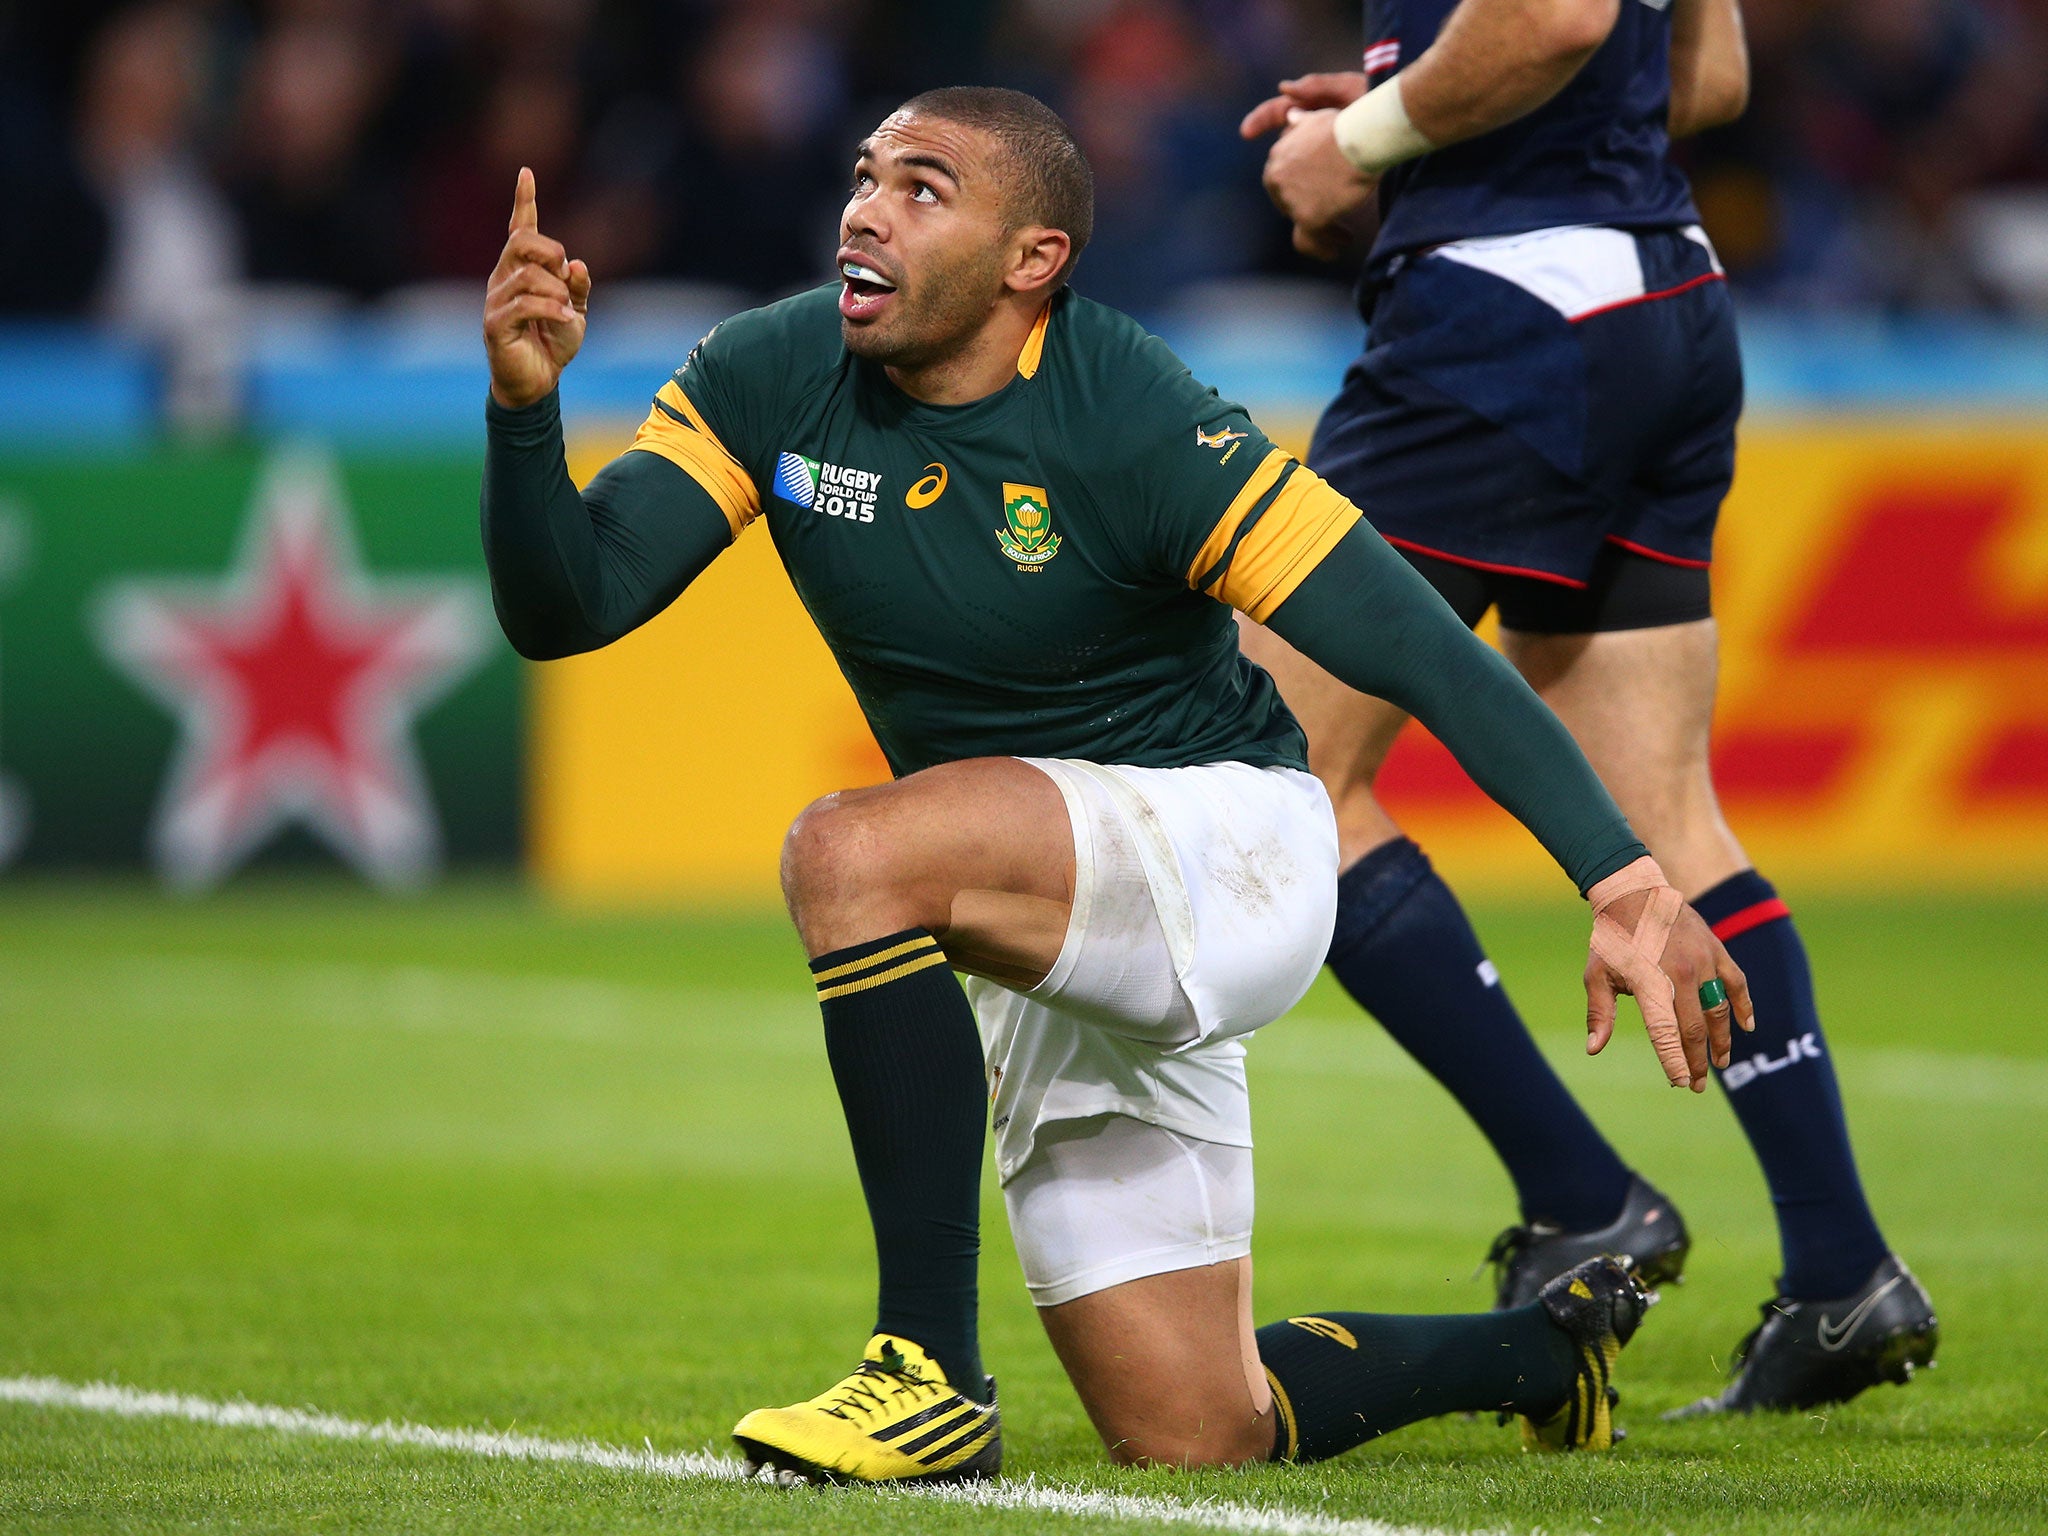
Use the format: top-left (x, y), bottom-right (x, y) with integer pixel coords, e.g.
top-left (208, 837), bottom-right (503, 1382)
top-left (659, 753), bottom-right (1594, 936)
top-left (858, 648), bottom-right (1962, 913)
top-left (1484, 1175), bottom-right (1691, 1309)
top-left (1665, 1253), bottom-right (1938, 1417)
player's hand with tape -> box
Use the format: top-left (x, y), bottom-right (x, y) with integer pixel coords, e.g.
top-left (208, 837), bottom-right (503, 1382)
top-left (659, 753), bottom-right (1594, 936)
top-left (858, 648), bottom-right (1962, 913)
top-left (1240, 72), bottom-right (1378, 259)
top-left (483, 167), bottom-right (591, 410)
top-left (1584, 856), bottom-right (1755, 1091)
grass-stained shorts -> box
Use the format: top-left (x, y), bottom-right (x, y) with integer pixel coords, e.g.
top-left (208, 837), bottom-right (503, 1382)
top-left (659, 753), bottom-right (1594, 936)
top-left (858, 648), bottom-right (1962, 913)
top-left (966, 757), bottom-right (1337, 1306)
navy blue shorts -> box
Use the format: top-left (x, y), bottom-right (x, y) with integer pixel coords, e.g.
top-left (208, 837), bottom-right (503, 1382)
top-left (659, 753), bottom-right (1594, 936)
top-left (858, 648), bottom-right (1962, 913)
top-left (1312, 225), bottom-right (1743, 596)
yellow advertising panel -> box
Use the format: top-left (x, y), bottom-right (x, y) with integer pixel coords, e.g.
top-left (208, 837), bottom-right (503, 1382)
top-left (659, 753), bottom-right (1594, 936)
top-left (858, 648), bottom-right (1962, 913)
top-left (537, 420), bottom-right (2048, 903)
top-left (532, 435), bottom-right (888, 903)
top-left (1377, 421), bottom-right (2048, 890)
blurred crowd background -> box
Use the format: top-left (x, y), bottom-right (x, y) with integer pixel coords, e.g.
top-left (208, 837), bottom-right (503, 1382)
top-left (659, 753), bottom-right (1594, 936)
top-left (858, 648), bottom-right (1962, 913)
top-left (9, 0), bottom-right (2048, 347)
top-left (6, 0), bottom-right (2047, 896)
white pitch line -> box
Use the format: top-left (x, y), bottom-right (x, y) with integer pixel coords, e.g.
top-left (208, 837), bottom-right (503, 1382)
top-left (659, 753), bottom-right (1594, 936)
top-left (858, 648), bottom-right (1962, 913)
top-left (0, 1375), bottom-right (1485, 1536)
top-left (0, 1375), bottom-right (740, 1481)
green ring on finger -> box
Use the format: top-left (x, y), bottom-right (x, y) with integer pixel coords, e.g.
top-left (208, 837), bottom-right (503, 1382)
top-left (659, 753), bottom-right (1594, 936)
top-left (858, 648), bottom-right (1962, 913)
top-left (1698, 977), bottom-right (1729, 1010)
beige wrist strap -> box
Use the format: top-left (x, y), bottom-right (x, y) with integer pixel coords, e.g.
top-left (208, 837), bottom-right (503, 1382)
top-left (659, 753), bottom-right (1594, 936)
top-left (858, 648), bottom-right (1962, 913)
top-left (1332, 76), bottom-right (1436, 175)
top-left (1587, 853), bottom-right (1670, 913)
top-left (1586, 855), bottom-right (1692, 1086)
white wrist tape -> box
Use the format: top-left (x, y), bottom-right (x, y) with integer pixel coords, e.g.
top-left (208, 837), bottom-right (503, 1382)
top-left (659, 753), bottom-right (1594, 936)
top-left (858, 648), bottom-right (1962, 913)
top-left (1332, 76), bottom-right (1436, 175)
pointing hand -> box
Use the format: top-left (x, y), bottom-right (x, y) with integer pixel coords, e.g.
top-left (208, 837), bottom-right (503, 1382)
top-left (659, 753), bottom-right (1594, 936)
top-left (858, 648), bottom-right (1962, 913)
top-left (483, 167), bottom-right (591, 410)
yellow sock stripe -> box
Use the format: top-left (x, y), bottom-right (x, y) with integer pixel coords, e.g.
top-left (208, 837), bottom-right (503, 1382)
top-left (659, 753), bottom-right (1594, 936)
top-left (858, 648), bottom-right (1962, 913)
top-left (811, 936), bottom-right (941, 986)
top-left (815, 950), bottom-right (949, 1001)
top-left (1263, 1368), bottom-right (1299, 1462)
top-left (1185, 449), bottom-right (1291, 591)
top-left (1214, 465), bottom-right (1365, 622)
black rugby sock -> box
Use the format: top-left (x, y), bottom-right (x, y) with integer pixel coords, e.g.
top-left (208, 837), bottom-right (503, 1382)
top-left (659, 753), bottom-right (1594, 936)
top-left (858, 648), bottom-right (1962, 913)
top-left (1694, 871), bottom-right (1888, 1300)
top-left (813, 929), bottom-right (991, 1402)
top-left (1259, 1305), bottom-right (1576, 1462)
top-left (1326, 839), bottom-right (1634, 1230)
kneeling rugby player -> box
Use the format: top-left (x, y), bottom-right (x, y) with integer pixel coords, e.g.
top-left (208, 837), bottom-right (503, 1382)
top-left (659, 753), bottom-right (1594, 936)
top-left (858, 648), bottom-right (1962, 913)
top-left (478, 86), bottom-right (1748, 1476)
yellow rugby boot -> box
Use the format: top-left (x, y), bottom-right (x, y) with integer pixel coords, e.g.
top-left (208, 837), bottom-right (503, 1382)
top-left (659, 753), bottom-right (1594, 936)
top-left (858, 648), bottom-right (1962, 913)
top-left (1519, 1256), bottom-right (1653, 1452)
top-left (733, 1334), bottom-right (1001, 1484)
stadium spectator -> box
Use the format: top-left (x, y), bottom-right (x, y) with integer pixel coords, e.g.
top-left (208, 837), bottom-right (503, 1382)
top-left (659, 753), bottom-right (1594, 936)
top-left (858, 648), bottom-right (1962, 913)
top-left (227, 13), bottom-right (408, 297)
top-left (0, 11), bottom-right (113, 316)
top-left (6, 0), bottom-right (2048, 317)
top-left (646, 6), bottom-right (857, 296)
top-left (77, 1), bottom-right (242, 427)
top-left (1684, 0), bottom-right (2048, 308)
top-left (1049, 0), bottom-right (1276, 311)
top-left (409, 63), bottom-right (588, 282)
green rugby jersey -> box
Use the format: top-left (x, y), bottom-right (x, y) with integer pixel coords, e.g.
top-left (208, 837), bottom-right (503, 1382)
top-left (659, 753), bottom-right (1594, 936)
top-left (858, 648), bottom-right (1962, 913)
top-left (626, 286), bottom-right (1360, 775)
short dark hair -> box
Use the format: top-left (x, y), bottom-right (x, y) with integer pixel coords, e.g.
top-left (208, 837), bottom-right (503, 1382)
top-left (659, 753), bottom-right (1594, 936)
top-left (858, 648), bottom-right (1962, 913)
top-left (898, 86), bottom-right (1094, 287)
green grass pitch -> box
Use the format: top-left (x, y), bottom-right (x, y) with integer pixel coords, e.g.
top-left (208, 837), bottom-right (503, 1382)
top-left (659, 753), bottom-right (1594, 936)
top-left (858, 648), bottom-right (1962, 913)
top-left (1, 880), bottom-right (2043, 1534)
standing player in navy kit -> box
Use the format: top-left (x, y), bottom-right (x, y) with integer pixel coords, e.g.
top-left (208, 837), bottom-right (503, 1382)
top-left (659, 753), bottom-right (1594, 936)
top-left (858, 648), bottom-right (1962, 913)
top-left (1241, 0), bottom-right (1938, 1414)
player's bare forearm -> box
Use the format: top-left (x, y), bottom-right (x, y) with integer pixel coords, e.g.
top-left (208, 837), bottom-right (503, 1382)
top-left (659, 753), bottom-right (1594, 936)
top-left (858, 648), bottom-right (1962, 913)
top-left (1399, 0), bottom-right (1621, 146)
top-left (1667, 0), bottom-right (1748, 137)
top-left (481, 395), bottom-right (730, 660)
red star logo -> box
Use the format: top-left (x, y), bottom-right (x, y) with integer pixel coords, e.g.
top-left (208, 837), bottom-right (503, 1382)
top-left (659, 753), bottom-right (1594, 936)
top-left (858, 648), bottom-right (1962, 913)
top-left (96, 449), bottom-right (488, 888)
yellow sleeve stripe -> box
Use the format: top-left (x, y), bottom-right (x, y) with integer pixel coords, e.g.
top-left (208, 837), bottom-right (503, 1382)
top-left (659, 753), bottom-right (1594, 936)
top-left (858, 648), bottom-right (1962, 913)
top-left (1016, 303), bottom-right (1052, 379)
top-left (1185, 448), bottom-right (1292, 591)
top-left (1213, 464), bottom-right (1363, 622)
top-left (623, 381), bottom-right (761, 537)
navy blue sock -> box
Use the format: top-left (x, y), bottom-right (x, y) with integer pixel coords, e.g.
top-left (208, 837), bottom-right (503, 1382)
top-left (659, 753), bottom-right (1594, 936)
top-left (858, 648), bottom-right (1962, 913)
top-left (1259, 1305), bottom-right (1576, 1462)
top-left (1327, 839), bottom-right (1632, 1230)
top-left (813, 930), bottom-right (989, 1401)
top-left (1694, 871), bottom-right (1888, 1300)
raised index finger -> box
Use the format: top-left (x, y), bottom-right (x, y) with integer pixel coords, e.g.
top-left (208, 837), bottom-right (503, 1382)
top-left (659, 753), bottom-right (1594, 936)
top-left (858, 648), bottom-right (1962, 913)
top-left (509, 166), bottom-right (538, 234)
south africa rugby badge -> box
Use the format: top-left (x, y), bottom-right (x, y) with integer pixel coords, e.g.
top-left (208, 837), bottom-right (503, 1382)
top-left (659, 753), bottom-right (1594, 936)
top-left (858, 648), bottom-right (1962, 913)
top-left (997, 482), bottom-right (1060, 570)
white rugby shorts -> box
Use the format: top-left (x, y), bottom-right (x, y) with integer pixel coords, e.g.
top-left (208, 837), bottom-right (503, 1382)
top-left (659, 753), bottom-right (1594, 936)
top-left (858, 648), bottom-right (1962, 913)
top-left (1004, 1112), bottom-right (1255, 1306)
top-left (965, 756), bottom-right (1337, 1305)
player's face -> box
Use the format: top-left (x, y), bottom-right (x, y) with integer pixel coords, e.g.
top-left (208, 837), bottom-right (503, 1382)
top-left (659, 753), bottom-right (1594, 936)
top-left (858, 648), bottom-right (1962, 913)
top-left (837, 113), bottom-right (1015, 367)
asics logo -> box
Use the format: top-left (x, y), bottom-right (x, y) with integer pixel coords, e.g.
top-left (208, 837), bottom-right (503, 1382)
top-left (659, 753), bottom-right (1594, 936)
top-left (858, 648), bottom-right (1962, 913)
top-left (1817, 1274), bottom-right (1903, 1351)
top-left (1287, 1317), bottom-right (1359, 1349)
top-left (906, 463), bottom-right (948, 509)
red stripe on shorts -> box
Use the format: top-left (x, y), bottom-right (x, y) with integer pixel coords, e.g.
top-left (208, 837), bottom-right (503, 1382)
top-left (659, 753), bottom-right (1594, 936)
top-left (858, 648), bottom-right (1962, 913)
top-left (1570, 271), bottom-right (1725, 323)
top-left (1382, 534), bottom-right (1588, 587)
top-left (1710, 897), bottom-right (1791, 943)
top-left (1604, 535), bottom-right (1712, 570)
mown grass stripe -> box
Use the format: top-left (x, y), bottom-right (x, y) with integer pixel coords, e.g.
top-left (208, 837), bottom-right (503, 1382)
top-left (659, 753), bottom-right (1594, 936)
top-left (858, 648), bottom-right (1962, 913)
top-left (0, 1374), bottom-right (1486, 1536)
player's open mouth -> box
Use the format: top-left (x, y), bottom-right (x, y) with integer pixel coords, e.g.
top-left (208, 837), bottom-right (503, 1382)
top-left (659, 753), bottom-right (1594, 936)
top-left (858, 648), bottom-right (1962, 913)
top-left (839, 259), bottom-right (898, 321)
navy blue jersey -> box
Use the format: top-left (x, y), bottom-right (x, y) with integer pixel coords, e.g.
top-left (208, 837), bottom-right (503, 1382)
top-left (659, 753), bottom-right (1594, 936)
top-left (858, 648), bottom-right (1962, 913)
top-left (1364, 0), bottom-right (1699, 267)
